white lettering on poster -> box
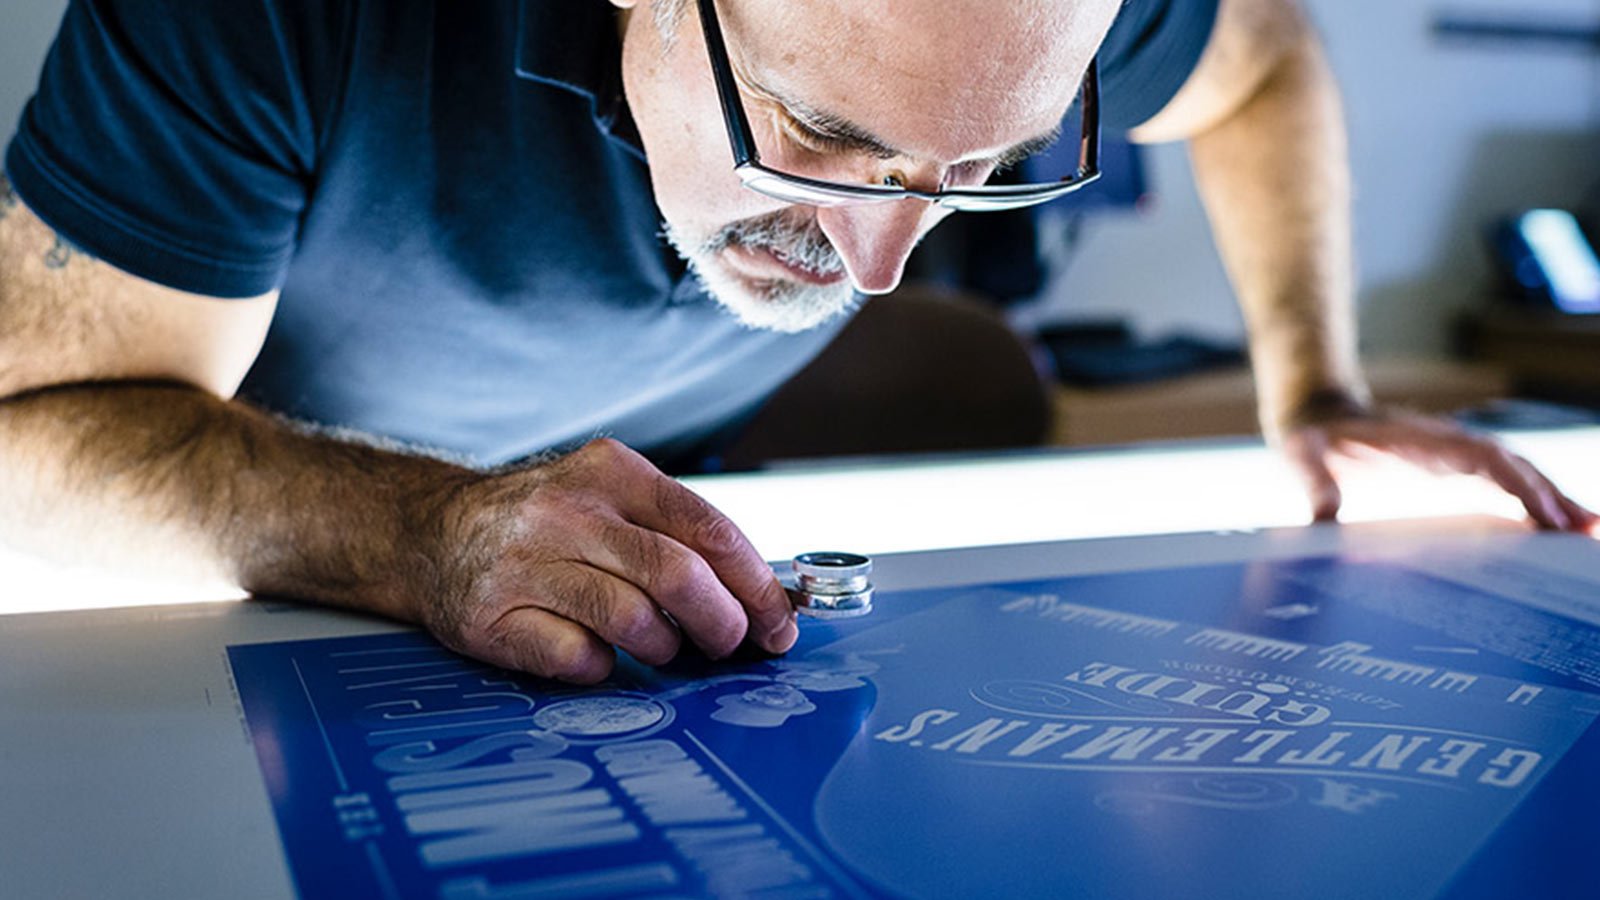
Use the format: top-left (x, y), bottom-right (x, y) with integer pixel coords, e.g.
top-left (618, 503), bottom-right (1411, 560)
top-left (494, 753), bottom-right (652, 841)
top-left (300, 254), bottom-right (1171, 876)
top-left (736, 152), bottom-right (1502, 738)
top-left (870, 708), bottom-right (1543, 789)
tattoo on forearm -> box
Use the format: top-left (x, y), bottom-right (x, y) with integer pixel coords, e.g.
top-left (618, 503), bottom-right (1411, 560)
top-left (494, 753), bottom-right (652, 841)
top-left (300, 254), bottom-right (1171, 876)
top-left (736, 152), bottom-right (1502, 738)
top-left (0, 174), bottom-right (95, 267)
top-left (0, 174), bottom-right (17, 220)
top-left (44, 235), bottom-right (93, 269)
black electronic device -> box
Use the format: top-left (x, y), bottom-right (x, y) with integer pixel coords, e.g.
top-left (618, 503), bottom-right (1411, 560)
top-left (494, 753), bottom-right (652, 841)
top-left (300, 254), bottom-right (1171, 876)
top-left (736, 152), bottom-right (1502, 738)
top-left (1490, 208), bottom-right (1600, 314)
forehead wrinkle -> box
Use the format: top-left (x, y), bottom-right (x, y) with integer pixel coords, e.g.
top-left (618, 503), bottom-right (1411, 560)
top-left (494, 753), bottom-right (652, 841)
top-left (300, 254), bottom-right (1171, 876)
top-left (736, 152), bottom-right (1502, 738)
top-left (734, 39), bottom-right (1072, 165)
top-left (760, 69), bottom-right (1065, 166)
top-left (721, 0), bottom-right (1095, 163)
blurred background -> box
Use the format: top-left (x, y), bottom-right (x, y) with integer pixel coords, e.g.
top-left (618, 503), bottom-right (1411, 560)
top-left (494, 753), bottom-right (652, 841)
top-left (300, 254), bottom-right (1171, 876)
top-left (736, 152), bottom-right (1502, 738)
top-left (1039, 0), bottom-right (1600, 356)
top-left (4, 0), bottom-right (1599, 462)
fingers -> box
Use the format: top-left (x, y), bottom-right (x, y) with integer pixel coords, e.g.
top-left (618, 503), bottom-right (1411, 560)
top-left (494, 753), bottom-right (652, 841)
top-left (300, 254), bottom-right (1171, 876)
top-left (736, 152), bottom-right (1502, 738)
top-left (472, 606), bottom-right (616, 685)
top-left (1281, 428), bottom-right (1343, 523)
top-left (1490, 452), bottom-right (1570, 531)
top-left (1311, 414), bottom-right (1593, 534)
top-left (644, 487), bottom-right (797, 654)
top-left (579, 439), bottom-right (797, 655)
top-left (1355, 421), bottom-right (1569, 529)
top-left (1558, 493), bottom-right (1600, 537)
top-left (1503, 454), bottom-right (1598, 534)
top-left (591, 520), bottom-right (749, 659)
top-left (533, 561), bottom-right (684, 665)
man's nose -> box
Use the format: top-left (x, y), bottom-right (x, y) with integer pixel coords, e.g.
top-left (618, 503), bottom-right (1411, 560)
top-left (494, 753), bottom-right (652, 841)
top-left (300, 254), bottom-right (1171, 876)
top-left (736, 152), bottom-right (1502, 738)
top-left (816, 199), bottom-right (938, 295)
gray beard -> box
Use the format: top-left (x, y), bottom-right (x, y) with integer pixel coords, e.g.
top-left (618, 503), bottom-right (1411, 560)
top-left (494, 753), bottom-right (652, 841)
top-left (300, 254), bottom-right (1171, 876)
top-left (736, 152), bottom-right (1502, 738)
top-left (663, 210), bottom-right (859, 334)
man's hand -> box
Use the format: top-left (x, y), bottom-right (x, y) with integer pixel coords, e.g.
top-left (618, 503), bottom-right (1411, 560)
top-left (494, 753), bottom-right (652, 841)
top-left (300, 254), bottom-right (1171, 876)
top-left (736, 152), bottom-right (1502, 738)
top-left (3, 183), bottom-right (793, 684)
top-left (1135, 0), bottom-right (1593, 537)
top-left (1279, 409), bottom-right (1599, 533)
top-left (412, 438), bottom-right (799, 684)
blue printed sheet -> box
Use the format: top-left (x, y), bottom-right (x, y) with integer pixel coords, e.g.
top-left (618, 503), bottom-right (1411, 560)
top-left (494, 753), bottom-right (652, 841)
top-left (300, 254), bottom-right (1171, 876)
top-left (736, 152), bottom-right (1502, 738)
top-left (226, 554), bottom-right (1600, 900)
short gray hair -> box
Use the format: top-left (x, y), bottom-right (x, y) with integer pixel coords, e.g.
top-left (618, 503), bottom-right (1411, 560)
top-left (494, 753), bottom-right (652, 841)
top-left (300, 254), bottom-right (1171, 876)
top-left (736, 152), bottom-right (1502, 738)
top-left (652, 0), bottom-right (691, 44)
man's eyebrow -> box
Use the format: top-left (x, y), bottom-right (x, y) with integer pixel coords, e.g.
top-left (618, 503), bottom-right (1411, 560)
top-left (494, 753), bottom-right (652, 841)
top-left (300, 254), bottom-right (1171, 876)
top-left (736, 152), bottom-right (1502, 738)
top-left (757, 75), bottom-right (1063, 167)
top-left (993, 126), bottom-right (1063, 169)
top-left (771, 91), bottom-right (904, 160)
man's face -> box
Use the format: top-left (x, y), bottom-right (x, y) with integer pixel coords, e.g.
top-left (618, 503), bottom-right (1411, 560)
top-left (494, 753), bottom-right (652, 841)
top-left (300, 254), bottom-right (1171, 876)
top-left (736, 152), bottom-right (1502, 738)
top-left (616, 0), bottom-right (1118, 333)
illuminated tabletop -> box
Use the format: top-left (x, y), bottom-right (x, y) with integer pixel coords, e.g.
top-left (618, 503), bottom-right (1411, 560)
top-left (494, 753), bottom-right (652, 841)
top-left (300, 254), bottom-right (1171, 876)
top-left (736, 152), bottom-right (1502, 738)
top-left (2, 429), bottom-right (1599, 899)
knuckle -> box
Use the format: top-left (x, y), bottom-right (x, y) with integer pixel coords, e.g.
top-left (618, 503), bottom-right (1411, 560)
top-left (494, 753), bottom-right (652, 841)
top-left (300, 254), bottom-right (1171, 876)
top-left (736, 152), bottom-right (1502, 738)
top-left (692, 510), bottom-right (746, 558)
top-left (748, 579), bottom-right (791, 625)
top-left (618, 526), bottom-right (667, 587)
top-left (617, 605), bottom-right (680, 665)
top-left (444, 616), bottom-right (528, 676)
top-left (581, 437), bottom-right (632, 468)
top-left (648, 548), bottom-right (746, 657)
top-left (561, 570), bottom-right (611, 621)
top-left (520, 480), bottom-right (595, 527)
top-left (654, 540), bottom-right (706, 588)
top-left (476, 610), bottom-right (611, 684)
top-left (610, 599), bottom-right (664, 647)
top-left (534, 564), bottom-right (609, 627)
top-left (540, 629), bottom-right (610, 684)
top-left (651, 472), bottom-right (704, 521)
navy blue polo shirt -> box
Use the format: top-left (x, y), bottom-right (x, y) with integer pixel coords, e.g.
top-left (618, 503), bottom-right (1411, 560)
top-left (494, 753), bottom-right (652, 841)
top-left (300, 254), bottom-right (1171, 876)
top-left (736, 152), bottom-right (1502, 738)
top-left (5, 0), bottom-right (1217, 467)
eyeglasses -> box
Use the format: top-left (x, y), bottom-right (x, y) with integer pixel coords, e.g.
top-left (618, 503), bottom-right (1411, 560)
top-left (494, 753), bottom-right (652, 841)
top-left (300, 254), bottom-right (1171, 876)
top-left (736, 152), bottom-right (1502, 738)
top-left (694, 0), bottom-right (1102, 212)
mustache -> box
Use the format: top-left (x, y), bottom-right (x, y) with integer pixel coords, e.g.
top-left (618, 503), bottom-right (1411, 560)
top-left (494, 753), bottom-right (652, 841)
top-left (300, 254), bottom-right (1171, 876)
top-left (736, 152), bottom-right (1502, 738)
top-left (701, 210), bottom-right (845, 276)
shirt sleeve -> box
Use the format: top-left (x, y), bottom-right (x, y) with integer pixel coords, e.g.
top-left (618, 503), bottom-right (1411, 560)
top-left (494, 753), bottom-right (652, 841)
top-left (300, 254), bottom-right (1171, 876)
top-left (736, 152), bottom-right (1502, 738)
top-left (3, 0), bottom-right (345, 297)
top-left (1096, 0), bottom-right (1221, 133)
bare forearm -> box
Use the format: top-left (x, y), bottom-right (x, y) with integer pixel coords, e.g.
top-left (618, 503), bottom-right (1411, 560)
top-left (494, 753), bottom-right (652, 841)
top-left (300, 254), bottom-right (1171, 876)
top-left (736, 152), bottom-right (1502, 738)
top-left (0, 382), bottom-right (471, 618)
top-left (1187, 29), bottom-right (1368, 435)
top-left (0, 183), bottom-right (796, 682)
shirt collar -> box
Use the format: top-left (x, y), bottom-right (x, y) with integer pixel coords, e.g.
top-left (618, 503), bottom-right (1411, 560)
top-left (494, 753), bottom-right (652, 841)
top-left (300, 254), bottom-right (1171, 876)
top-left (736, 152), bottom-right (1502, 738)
top-left (514, 0), bottom-right (646, 160)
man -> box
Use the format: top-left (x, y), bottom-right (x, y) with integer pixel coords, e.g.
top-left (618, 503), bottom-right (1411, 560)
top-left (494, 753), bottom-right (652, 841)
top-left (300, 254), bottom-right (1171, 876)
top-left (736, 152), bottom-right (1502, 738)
top-left (1, 0), bottom-right (1590, 684)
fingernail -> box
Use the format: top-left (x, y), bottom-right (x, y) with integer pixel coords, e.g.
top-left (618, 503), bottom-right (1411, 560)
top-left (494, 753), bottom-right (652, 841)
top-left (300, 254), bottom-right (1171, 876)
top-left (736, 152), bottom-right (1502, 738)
top-left (764, 616), bottom-right (799, 654)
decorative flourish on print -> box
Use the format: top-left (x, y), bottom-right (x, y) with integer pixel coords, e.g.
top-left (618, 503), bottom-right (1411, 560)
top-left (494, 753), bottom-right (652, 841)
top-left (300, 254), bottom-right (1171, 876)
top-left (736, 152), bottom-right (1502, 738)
top-left (773, 656), bottom-right (882, 693)
top-left (711, 684), bottom-right (819, 728)
top-left (528, 693), bottom-right (676, 744)
top-left (972, 679), bottom-right (1174, 718)
top-left (1310, 778), bottom-right (1398, 815)
top-left (665, 650), bottom-right (888, 730)
top-left (1316, 642), bottom-right (1437, 685)
top-left (1095, 776), bottom-right (1300, 816)
top-left (1185, 628), bottom-right (1307, 661)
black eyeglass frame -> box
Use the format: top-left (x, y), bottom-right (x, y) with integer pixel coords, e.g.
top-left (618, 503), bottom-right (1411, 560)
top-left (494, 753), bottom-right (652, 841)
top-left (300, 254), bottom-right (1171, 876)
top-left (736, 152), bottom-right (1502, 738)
top-left (695, 0), bottom-right (1103, 211)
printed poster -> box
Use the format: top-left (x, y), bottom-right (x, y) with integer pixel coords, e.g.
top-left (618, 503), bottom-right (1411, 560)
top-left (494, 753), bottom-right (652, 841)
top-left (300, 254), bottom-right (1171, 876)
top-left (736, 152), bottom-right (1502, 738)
top-left (227, 554), bottom-right (1600, 899)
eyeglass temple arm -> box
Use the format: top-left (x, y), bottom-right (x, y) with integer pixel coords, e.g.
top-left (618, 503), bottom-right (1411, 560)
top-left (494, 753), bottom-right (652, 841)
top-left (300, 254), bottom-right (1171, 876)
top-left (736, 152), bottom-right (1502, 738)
top-left (696, 0), bottom-right (762, 167)
top-left (700, 0), bottom-right (1100, 186)
top-left (1079, 58), bottom-right (1100, 180)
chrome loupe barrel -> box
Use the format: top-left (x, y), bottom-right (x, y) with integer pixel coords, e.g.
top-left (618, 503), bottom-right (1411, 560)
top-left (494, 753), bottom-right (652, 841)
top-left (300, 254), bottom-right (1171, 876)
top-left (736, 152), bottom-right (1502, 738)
top-left (789, 551), bottom-right (874, 619)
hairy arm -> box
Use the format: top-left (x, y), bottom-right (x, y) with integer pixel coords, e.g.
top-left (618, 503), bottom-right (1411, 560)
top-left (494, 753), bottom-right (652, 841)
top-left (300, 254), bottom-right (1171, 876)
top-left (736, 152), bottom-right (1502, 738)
top-left (1125, 0), bottom-right (1592, 531)
top-left (0, 176), bottom-right (453, 607)
top-left (0, 180), bottom-right (797, 677)
top-left (1129, 0), bottom-right (1364, 434)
